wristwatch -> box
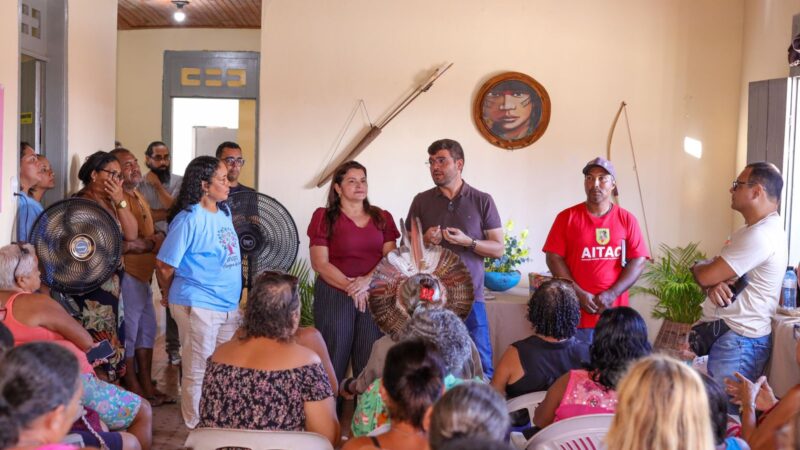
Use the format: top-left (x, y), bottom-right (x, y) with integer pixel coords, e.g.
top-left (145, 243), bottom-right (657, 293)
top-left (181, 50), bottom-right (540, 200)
top-left (117, 200), bottom-right (128, 209)
top-left (469, 238), bottom-right (477, 251)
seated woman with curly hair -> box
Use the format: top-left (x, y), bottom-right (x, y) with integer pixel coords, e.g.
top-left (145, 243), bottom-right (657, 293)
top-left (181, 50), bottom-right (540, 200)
top-left (198, 271), bottom-right (339, 446)
top-left (533, 306), bottom-right (651, 429)
top-left (491, 279), bottom-right (589, 399)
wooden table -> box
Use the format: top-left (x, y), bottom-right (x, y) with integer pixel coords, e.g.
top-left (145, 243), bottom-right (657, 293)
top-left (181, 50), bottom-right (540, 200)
top-left (484, 286), bottom-right (533, 367)
top-left (769, 314), bottom-right (800, 397)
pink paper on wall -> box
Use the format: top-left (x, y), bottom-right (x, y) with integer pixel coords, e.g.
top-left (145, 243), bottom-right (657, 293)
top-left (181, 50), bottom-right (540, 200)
top-left (0, 84), bottom-right (4, 213)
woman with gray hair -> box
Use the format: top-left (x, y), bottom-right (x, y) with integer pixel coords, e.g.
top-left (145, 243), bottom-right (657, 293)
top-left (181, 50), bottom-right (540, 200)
top-left (429, 382), bottom-right (511, 450)
top-left (0, 243), bottom-right (152, 449)
top-left (198, 271), bottom-right (339, 446)
top-left (351, 308), bottom-right (483, 437)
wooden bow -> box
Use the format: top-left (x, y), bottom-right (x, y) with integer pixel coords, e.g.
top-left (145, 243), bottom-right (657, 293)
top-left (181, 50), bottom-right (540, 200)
top-left (316, 63), bottom-right (453, 188)
top-left (606, 101), bottom-right (653, 255)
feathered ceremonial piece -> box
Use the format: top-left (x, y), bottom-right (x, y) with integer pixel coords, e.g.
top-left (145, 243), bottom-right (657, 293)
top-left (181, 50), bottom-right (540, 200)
top-left (369, 217), bottom-right (474, 337)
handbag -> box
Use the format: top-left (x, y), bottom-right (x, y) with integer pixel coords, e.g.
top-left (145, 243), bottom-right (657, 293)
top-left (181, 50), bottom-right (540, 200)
top-left (689, 319), bottom-right (730, 356)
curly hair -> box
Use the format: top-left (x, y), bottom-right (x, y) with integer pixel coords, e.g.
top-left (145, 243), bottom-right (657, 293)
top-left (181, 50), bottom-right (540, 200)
top-left (0, 342), bottom-right (80, 448)
top-left (323, 160), bottom-right (385, 239)
top-left (145, 141), bottom-right (167, 158)
top-left (586, 306), bottom-right (651, 389)
top-left (527, 279), bottom-right (580, 340)
top-left (428, 382), bottom-right (509, 450)
top-left (241, 271), bottom-right (300, 342)
top-left (382, 338), bottom-right (446, 429)
top-left (77, 151), bottom-right (119, 187)
top-left (606, 354), bottom-right (714, 450)
top-left (168, 156), bottom-right (229, 223)
top-left (401, 309), bottom-right (472, 377)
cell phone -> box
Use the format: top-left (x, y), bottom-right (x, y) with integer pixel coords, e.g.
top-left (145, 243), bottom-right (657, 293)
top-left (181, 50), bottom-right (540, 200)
top-left (86, 340), bottom-right (115, 364)
top-left (726, 273), bottom-right (750, 306)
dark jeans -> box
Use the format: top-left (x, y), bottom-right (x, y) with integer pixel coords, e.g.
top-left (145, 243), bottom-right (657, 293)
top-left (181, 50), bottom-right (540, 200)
top-left (165, 306), bottom-right (180, 356)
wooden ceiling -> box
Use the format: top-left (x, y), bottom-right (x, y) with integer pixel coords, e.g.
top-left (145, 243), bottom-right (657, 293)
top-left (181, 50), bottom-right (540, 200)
top-left (118, 0), bottom-right (261, 30)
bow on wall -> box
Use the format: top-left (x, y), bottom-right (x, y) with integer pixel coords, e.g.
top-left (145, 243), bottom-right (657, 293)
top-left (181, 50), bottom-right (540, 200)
top-left (606, 101), bottom-right (653, 256)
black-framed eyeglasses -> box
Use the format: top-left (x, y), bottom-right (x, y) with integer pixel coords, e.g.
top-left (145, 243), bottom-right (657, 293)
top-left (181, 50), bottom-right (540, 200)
top-left (99, 169), bottom-right (122, 181)
top-left (223, 157), bottom-right (246, 167)
top-left (731, 179), bottom-right (757, 190)
top-left (12, 241), bottom-right (30, 279)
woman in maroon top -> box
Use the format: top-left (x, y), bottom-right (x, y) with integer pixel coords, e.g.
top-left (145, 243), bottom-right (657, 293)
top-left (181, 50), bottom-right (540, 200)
top-left (307, 161), bottom-right (400, 384)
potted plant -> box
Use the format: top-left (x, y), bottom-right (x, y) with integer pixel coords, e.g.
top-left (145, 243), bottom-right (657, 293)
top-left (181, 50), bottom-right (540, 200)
top-left (289, 258), bottom-right (316, 327)
top-left (484, 220), bottom-right (530, 292)
top-left (630, 242), bottom-right (707, 360)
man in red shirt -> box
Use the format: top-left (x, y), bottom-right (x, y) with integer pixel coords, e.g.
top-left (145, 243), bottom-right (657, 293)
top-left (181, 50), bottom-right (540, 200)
top-left (543, 157), bottom-right (649, 342)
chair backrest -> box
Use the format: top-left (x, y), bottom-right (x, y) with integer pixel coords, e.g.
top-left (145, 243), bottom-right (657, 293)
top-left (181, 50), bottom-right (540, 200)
top-left (507, 391), bottom-right (547, 427)
top-left (185, 427), bottom-right (334, 450)
top-left (525, 413), bottom-right (614, 450)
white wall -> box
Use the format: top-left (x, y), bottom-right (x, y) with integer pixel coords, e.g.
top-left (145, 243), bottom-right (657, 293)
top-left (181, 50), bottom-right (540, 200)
top-left (116, 28), bottom-right (261, 161)
top-left (736, 0), bottom-right (800, 196)
top-left (260, 0), bottom-right (746, 338)
top-left (0, 1), bottom-right (20, 245)
top-left (67, 0), bottom-right (118, 193)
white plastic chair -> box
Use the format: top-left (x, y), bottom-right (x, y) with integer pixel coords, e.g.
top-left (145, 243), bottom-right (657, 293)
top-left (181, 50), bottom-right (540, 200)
top-left (525, 413), bottom-right (614, 450)
top-left (507, 391), bottom-right (547, 427)
top-left (184, 427), bottom-right (334, 450)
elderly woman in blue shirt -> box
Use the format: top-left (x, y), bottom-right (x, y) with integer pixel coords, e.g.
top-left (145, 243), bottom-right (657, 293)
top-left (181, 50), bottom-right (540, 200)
top-left (15, 142), bottom-right (43, 242)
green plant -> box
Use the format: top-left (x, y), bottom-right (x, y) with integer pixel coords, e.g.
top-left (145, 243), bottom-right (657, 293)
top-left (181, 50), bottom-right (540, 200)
top-left (289, 258), bottom-right (316, 327)
top-left (484, 220), bottom-right (530, 273)
top-left (630, 242), bottom-right (707, 324)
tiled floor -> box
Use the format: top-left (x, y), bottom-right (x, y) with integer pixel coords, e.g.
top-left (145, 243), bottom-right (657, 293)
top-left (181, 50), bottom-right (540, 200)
top-left (150, 335), bottom-right (188, 449)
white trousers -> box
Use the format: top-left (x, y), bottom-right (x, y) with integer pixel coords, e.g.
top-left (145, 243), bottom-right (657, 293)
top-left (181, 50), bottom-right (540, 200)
top-left (169, 304), bottom-right (240, 428)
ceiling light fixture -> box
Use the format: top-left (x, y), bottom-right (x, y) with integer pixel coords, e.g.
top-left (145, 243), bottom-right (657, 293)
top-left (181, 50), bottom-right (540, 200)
top-left (172, 0), bottom-right (189, 23)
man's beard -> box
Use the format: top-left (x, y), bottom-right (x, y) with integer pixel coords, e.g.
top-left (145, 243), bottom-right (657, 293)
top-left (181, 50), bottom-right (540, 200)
top-left (148, 164), bottom-right (171, 184)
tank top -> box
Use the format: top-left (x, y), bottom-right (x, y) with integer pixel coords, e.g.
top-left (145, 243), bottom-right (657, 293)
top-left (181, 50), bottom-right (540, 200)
top-left (2, 291), bottom-right (93, 374)
top-left (506, 335), bottom-right (590, 399)
top-left (552, 369), bottom-right (617, 422)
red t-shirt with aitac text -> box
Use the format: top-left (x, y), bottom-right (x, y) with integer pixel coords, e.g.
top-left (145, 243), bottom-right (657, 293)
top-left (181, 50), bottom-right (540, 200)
top-left (543, 203), bottom-right (649, 328)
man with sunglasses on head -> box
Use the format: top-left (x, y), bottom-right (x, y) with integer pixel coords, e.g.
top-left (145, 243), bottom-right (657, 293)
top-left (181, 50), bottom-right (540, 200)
top-left (139, 141), bottom-right (183, 366)
top-left (216, 141), bottom-right (254, 194)
top-left (406, 138), bottom-right (504, 379)
top-left (692, 162), bottom-right (787, 414)
top-left (543, 157), bottom-right (649, 344)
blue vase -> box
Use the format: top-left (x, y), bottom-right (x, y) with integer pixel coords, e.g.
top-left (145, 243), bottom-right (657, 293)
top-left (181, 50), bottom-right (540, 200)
top-left (484, 271), bottom-right (521, 292)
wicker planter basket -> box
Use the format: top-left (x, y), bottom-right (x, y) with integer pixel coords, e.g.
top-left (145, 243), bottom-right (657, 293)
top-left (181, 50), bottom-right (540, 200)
top-left (653, 320), bottom-right (695, 361)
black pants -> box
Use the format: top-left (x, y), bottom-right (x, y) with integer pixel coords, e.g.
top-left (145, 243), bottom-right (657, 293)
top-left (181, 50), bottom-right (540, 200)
top-left (313, 278), bottom-right (383, 383)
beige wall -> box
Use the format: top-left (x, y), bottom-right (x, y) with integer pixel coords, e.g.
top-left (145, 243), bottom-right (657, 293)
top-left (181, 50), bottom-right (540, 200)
top-left (260, 0), bottom-right (746, 339)
top-left (736, 0), bottom-right (799, 188)
top-left (67, 0), bottom-right (118, 193)
top-left (0, 1), bottom-right (19, 244)
top-left (115, 28), bottom-right (261, 162)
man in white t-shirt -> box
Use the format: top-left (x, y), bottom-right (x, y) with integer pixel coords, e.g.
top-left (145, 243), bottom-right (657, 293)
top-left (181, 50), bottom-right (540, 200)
top-left (692, 162), bottom-right (787, 413)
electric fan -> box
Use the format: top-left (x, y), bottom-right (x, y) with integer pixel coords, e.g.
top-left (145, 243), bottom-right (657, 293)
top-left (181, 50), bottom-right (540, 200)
top-left (29, 198), bottom-right (123, 295)
top-left (227, 191), bottom-right (299, 288)
top-left (369, 218), bottom-right (474, 338)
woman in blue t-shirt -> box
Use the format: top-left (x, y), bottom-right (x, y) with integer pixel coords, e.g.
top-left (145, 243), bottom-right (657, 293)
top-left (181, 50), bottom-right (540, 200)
top-left (156, 156), bottom-right (242, 429)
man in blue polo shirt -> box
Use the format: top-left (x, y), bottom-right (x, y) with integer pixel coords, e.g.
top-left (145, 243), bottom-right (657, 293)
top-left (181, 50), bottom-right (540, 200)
top-left (406, 138), bottom-right (504, 378)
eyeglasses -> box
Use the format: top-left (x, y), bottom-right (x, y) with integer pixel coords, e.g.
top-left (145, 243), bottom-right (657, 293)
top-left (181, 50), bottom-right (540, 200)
top-left (584, 174), bottom-right (614, 184)
top-left (99, 169), bottom-right (122, 181)
top-left (731, 179), bottom-right (757, 190)
top-left (12, 242), bottom-right (30, 280)
top-left (223, 157), bottom-right (246, 167)
top-left (148, 154), bottom-right (170, 162)
top-left (425, 157), bottom-right (451, 167)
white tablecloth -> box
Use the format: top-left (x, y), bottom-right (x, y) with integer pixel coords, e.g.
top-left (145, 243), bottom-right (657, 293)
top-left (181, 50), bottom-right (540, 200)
top-left (485, 287), bottom-right (533, 367)
top-left (769, 314), bottom-right (800, 397)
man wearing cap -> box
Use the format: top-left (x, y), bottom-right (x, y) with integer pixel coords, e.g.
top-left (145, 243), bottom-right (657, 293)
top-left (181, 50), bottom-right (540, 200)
top-left (543, 157), bottom-right (649, 342)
